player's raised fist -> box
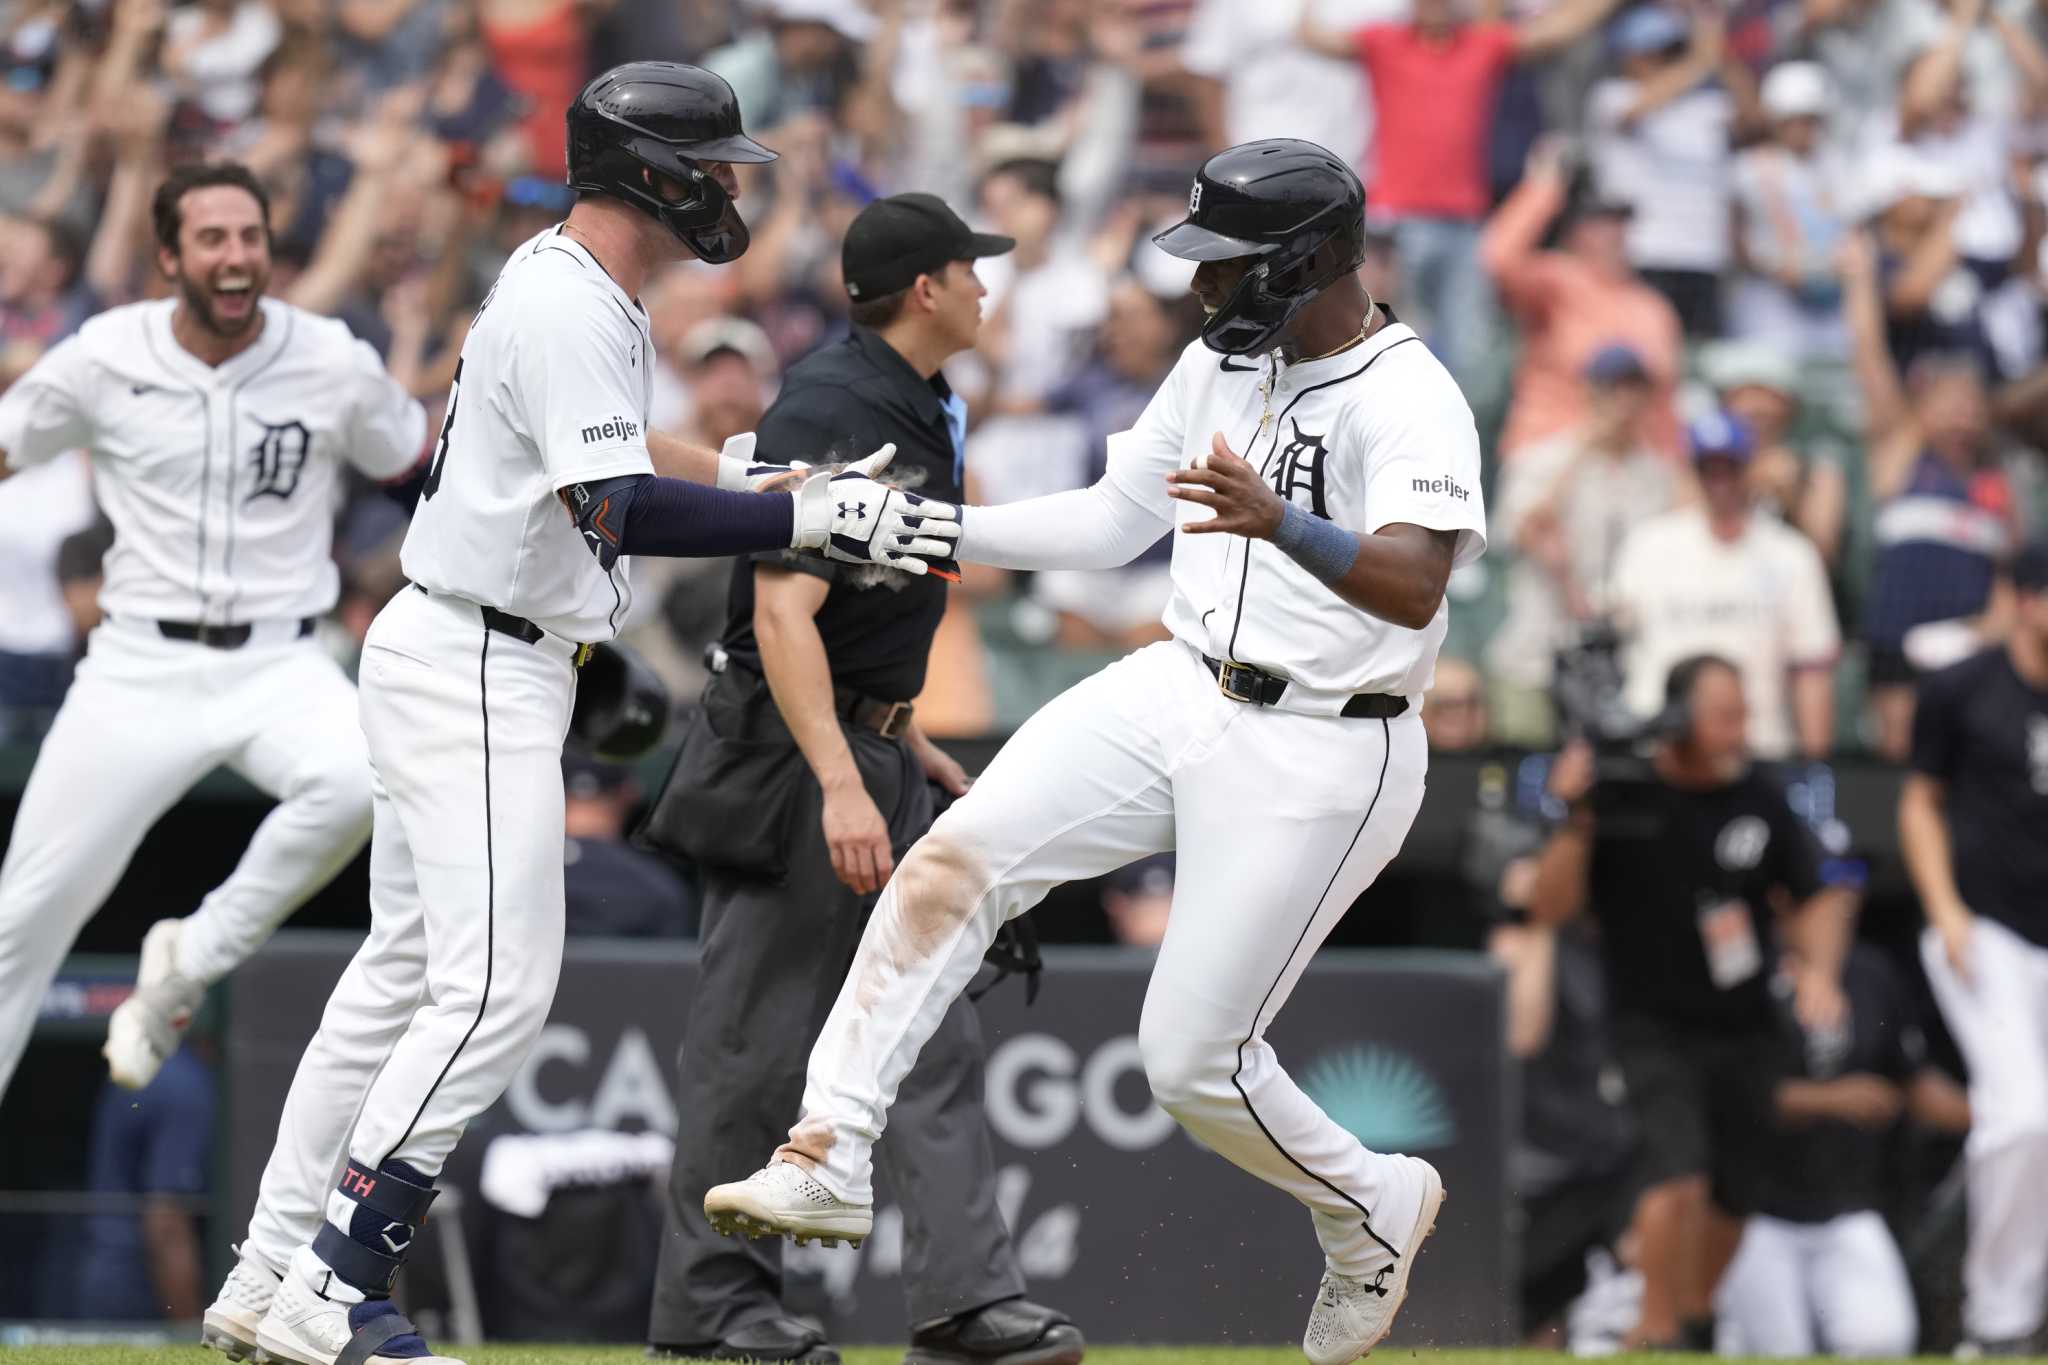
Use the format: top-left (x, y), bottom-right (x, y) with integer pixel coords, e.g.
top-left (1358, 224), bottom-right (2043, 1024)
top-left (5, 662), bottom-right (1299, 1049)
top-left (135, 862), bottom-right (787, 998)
top-left (792, 466), bottom-right (962, 575)
top-left (1166, 431), bottom-right (1286, 539)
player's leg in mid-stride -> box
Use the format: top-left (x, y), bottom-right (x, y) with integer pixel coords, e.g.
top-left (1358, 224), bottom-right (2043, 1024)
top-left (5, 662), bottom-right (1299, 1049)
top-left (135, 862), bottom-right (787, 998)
top-left (706, 642), bottom-right (1442, 1363)
top-left (105, 636), bottom-right (374, 1088)
top-left (0, 619), bottom-right (372, 1097)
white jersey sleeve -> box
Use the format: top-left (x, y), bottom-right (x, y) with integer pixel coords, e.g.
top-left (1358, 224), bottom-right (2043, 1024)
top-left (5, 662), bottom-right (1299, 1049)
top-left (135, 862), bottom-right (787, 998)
top-left (340, 336), bottom-right (429, 480)
top-left (509, 294), bottom-right (656, 492)
top-left (0, 334), bottom-right (98, 472)
top-left (1343, 356), bottom-right (1488, 567)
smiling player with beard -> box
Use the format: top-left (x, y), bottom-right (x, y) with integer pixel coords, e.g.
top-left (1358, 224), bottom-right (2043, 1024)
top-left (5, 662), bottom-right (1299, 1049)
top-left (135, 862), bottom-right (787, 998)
top-left (0, 162), bottom-right (428, 1106)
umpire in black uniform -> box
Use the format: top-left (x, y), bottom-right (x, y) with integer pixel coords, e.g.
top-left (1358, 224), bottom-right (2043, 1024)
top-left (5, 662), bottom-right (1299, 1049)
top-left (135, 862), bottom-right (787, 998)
top-left (643, 195), bottom-right (1082, 1364)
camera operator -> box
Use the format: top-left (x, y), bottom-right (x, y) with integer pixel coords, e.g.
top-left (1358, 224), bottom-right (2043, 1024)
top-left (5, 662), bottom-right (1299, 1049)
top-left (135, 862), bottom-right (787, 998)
top-left (1527, 653), bottom-right (1855, 1350)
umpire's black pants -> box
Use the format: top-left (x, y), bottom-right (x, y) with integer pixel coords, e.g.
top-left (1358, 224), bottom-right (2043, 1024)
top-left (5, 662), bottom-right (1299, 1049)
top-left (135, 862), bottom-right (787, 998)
top-left (648, 673), bottom-right (1024, 1345)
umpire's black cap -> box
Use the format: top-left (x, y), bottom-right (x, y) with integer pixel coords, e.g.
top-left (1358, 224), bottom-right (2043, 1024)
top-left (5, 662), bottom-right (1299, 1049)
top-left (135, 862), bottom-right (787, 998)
top-left (842, 193), bottom-right (1013, 301)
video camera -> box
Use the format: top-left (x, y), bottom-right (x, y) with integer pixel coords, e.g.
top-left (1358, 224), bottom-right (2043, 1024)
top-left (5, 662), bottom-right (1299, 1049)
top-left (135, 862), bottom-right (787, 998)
top-left (1549, 622), bottom-right (1690, 800)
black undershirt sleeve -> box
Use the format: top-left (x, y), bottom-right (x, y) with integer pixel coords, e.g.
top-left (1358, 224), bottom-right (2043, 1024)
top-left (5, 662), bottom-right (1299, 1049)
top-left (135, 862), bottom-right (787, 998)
top-left (561, 473), bottom-right (795, 568)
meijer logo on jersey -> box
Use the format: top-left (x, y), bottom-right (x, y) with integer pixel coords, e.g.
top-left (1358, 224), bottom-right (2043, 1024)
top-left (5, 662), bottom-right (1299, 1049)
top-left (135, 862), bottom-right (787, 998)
top-left (580, 415), bottom-right (642, 445)
top-left (1411, 475), bottom-right (1470, 501)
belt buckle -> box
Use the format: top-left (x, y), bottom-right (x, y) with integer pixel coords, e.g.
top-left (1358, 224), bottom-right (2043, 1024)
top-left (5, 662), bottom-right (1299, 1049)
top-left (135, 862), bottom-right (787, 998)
top-left (879, 700), bottom-right (911, 738)
top-left (1216, 661), bottom-right (1262, 704)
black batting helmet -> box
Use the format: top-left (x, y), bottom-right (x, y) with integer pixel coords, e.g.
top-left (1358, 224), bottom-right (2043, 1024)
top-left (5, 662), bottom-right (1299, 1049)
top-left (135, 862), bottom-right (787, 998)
top-left (570, 641), bottom-right (672, 761)
top-left (565, 62), bottom-right (776, 264)
top-left (1153, 139), bottom-right (1367, 356)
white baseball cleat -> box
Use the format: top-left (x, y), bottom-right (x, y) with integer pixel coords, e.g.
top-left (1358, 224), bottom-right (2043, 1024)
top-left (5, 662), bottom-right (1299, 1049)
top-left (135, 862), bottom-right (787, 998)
top-left (200, 1246), bottom-right (280, 1360)
top-left (1302, 1156), bottom-right (1445, 1364)
top-left (104, 918), bottom-right (205, 1089)
top-left (703, 1160), bottom-right (874, 1247)
top-left (254, 1266), bottom-right (465, 1365)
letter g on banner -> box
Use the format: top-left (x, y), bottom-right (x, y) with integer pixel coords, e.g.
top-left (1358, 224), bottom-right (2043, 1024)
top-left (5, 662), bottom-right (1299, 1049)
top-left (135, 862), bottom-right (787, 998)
top-left (985, 1033), bottom-right (1177, 1152)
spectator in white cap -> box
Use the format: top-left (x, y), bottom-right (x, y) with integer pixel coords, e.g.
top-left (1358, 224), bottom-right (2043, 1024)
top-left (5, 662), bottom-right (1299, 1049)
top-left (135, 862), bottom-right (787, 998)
top-left (1701, 338), bottom-right (1849, 571)
top-left (1729, 62), bottom-right (1853, 360)
top-left (1586, 2), bottom-right (1757, 337)
top-left (1607, 410), bottom-right (1841, 760)
top-left (1855, 141), bottom-right (2007, 383)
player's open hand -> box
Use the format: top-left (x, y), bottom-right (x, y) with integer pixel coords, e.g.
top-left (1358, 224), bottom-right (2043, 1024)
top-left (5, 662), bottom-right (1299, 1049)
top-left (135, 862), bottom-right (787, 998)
top-left (1166, 432), bottom-right (1286, 539)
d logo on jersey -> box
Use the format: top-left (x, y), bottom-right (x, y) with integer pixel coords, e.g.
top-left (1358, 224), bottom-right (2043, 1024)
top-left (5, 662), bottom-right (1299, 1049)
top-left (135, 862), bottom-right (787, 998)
top-left (246, 420), bottom-right (311, 502)
top-left (1267, 420), bottom-right (1329, 519)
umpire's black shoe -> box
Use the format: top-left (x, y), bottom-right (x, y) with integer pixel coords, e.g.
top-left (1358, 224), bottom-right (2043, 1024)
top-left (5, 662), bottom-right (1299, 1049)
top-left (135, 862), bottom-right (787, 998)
top-left (648, 1313), bottom-right (841, 1363)
top-left (904, 1297), bottom-right (1085, 1365)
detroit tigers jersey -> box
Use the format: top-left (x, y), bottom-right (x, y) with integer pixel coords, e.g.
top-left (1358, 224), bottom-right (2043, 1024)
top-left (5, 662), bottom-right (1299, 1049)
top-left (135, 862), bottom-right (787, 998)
top-left (401, 227), bottom-right (656, 642)
top-left (1108, 320), bottom-right (1487, 703)
top-left (0, 298), bottom-right (426, 625)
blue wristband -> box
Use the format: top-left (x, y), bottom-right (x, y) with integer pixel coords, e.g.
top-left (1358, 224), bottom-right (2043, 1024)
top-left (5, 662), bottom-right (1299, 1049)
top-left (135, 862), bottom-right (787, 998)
top-left (1270, 500), bottom-right (1359, 584)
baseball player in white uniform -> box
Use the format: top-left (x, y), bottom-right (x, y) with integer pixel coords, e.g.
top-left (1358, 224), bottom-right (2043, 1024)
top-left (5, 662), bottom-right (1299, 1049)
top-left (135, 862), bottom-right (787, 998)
top-left (0, 162), bottom-right (426, 1098)
top-left (706, 139), bottom-right (1487, 1365)
top-left (207, 64), bottom-right (958, 1365)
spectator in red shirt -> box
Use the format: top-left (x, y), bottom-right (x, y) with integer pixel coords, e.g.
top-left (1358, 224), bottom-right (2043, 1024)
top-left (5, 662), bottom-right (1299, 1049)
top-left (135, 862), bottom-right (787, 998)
top-left (1299, 0), bottom-right (1624, 382)
top-left (1481, 135), bottom-right (1684, 460)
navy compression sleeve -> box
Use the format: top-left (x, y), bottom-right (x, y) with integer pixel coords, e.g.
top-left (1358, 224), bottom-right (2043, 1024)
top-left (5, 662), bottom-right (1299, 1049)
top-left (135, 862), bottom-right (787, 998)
top-left (564, 474), bottom-right (795, 568)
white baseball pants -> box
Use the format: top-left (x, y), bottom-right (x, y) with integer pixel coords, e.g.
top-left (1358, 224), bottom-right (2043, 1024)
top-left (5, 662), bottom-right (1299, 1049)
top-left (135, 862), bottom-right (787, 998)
top-left (242, 586), bottom-right (575, 1275)
top-left (1922, 915), bottom-right (2048, 1343)
top-left (0, 616), bottom-right (372, 1095)
top-left (783, 640), bottom-right (1435, 1278)
top-left (1714, 1211), bottom-right (1917, 1357)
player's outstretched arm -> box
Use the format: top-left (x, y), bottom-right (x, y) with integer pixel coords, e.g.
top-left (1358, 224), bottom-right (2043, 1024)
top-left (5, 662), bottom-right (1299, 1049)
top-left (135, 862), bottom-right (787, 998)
top-left (1166, 433), bottom-right (1456, 628)
top-left (560, 456), bottom-right (960, 576)
top-left (948, 476), bottom-right (1173, 573)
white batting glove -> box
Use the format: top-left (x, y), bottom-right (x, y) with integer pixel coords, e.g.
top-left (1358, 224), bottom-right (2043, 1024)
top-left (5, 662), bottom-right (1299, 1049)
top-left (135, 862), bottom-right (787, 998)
top-left (716, 433), bottom-right (896, 493)
top-left (791, 464), bottom-right (961, 575)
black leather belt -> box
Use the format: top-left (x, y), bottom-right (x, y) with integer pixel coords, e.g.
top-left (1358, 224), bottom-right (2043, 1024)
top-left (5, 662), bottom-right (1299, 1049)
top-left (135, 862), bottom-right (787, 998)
top-left (410, 584), bottom-right (591, 665)
top-left (1202, 654), bottom-right (1408, 719)
top-left (711, 648), bottom-right (914, 739)
top-left (158, 618), bottom-right (315, 649)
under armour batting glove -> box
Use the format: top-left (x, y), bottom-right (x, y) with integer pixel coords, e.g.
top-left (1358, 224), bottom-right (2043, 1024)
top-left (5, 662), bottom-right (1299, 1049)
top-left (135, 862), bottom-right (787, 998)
top-left (791, 465), bottom-right (961, 575)
top-left (717, 433), bottom-right (896, 493)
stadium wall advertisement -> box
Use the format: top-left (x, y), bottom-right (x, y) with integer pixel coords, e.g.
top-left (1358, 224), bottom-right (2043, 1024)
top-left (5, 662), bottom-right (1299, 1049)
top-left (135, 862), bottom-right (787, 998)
top-left (226, 937), bottom-right (1514, 1346)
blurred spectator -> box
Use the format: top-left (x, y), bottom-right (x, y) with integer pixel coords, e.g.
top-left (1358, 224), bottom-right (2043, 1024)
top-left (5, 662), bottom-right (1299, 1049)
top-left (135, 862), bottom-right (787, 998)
top-left (72, 1044), bottom-right (216, 1320)
top-left (1701, 338), bottom-right (1850, 572)
top-left (1296, 0), bottom-right (1623, 380)
top-left (1179, 0), bottom-right (1387, 181)
top-left (1844, 228), bottom-right (2014, 757)
top-left (1728, 61), bottom-right (1852, 359)
top-left (1608, 412), bottom-right (1841, 760)
top-left (1421, 654), bottom-right (1491, 752)
top-left (336, 0), bottom-right (452, 100)
top-left (1486, 343), bottom-right (1681, 743)
top-left (0, 451), bottom-right (94, 726)
top-left (1482, 135), bottom-right (1684, 460)
top-left (162, 0), bottom-right (284, 130)
top-left (1715, 943), bottom-right (1968, 1357)
top-left (0, 214), bottom-right (89, 352)
top-left (1586, 4), bottom-right (1752, 338)
top-left (479, 0), bottom-right (602, 178)
top-left (562, 754), bottom-right (695, 939)
top-left (1898, 542), bottom-right (2048, 1356)
top-left (1528, 654), bottom-right (1854, 1349)
top-left (1029, 274), bottom-right (1187, 649)
top-left (703, 0), bottom-right (880, 132)
top-left (1102, 853), bottom-right (1173, 948)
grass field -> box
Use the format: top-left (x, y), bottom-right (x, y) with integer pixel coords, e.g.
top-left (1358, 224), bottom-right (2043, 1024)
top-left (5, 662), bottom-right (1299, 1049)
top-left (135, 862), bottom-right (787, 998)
top-left (0, 1349), bottom-right (1968, 1364)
